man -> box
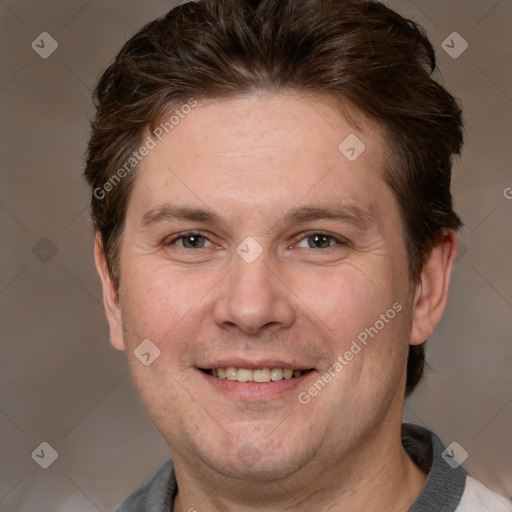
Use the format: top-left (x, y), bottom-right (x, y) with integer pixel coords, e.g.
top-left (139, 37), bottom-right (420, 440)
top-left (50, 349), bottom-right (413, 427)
top-left (84, 0), bottom-right (511, 510)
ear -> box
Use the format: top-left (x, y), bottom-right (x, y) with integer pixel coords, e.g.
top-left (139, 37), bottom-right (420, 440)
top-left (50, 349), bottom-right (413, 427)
top-left (410, 229), bottom-right (458, 345)
top-left (94, 232), bottom-right (126, 351)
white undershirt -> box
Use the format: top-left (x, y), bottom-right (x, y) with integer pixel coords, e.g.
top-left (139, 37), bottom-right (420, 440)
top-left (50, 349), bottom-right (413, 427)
top-left (456, 476), bottom-right (512, 511)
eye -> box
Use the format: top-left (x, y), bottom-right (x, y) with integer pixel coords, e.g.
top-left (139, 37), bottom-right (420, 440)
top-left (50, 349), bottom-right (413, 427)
top-left (166, 232), bottom-right (213, 249)
top-left (296, 233), bottom-right (346, 249)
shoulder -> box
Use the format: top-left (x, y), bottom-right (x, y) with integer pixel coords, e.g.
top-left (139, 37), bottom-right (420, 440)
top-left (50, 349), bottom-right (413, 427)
top-left (456, 476), bottom-right (512, 511)
top-left (402, 424), bottom-right (511, 512)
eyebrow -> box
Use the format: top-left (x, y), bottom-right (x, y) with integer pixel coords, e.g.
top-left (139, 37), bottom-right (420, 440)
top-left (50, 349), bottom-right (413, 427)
top-left (140, 202), bottom-right (373, 231)
top-left (141, 204), bottom-right (220, 226)
top-left (281, 204), bottom-right (373, 230)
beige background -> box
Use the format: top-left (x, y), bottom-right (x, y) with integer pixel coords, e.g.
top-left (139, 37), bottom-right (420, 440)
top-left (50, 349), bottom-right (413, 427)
top-left (1, 0), bottom-right (511, 510)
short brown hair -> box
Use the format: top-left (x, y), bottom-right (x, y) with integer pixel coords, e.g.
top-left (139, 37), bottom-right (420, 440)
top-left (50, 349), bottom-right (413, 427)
top-left (84, 0), bottom-right (464, 396)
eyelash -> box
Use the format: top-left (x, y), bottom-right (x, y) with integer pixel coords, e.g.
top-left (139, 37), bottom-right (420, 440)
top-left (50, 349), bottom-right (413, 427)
top-left (164, 231), bottom-right (348, 250)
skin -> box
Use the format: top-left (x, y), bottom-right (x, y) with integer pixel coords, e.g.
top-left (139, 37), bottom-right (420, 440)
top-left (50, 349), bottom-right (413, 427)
top-left (95, 92), bottom-right (458, 512)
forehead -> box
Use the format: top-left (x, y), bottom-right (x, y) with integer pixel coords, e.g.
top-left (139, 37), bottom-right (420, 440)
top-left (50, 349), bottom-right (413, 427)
top-left (128, 92), bottom-right (391, 224)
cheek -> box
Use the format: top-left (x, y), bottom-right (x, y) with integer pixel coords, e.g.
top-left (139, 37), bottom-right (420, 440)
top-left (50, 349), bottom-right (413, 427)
top-left (119, 257), bottom-right (217, 346)
top-left (289, 263), bottom-right (397, 340)
top-left (289, 261), bottom-right (411, 398)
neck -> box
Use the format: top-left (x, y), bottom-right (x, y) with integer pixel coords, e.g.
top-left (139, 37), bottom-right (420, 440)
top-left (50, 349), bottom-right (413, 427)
top-left (171, 423), bottom-right (427, 512)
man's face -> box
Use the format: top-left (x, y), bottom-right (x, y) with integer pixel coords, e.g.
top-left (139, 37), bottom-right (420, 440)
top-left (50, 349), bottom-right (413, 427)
top-left (106, 93), bottom-right (417, 481)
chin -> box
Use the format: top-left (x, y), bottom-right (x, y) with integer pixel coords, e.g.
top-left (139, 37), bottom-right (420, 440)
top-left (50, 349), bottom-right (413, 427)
top-left (198, 434), bottom-right (319, 483)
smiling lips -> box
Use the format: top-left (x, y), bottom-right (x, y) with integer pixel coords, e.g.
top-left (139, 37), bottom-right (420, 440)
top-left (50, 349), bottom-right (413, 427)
top-left (202, 367), bottom-right (313, 383)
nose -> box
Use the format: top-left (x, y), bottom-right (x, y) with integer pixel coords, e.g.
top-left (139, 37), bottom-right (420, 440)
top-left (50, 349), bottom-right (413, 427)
top-left (213, 247), bottom-right (295, 335)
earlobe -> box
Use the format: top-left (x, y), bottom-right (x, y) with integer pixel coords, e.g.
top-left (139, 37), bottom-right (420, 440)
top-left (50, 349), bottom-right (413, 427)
top-left (94, 233), bottom-right (126, 351)
top-left (410, 229), bottom-right (458, 346)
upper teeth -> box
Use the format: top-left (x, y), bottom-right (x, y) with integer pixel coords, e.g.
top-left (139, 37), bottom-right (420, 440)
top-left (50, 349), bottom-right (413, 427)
top-left (210, 367), bottom-right (304, 383)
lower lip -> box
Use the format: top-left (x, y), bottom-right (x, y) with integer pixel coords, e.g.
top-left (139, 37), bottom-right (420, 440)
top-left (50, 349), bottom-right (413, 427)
top-left (197, 369), bottom-right (316, 401)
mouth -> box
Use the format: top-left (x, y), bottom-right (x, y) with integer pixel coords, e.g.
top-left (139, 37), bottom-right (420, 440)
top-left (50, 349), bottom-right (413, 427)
top-left (200, 367), bottom-right (315, 383)
top-left (197, 360), bottom-right (318, 401)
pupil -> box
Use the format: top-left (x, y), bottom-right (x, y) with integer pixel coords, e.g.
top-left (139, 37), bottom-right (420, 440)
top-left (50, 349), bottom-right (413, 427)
top-left (186, 235), bottom-right (203, 248)
top-left (310, 234), bottom-right (329, 248)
